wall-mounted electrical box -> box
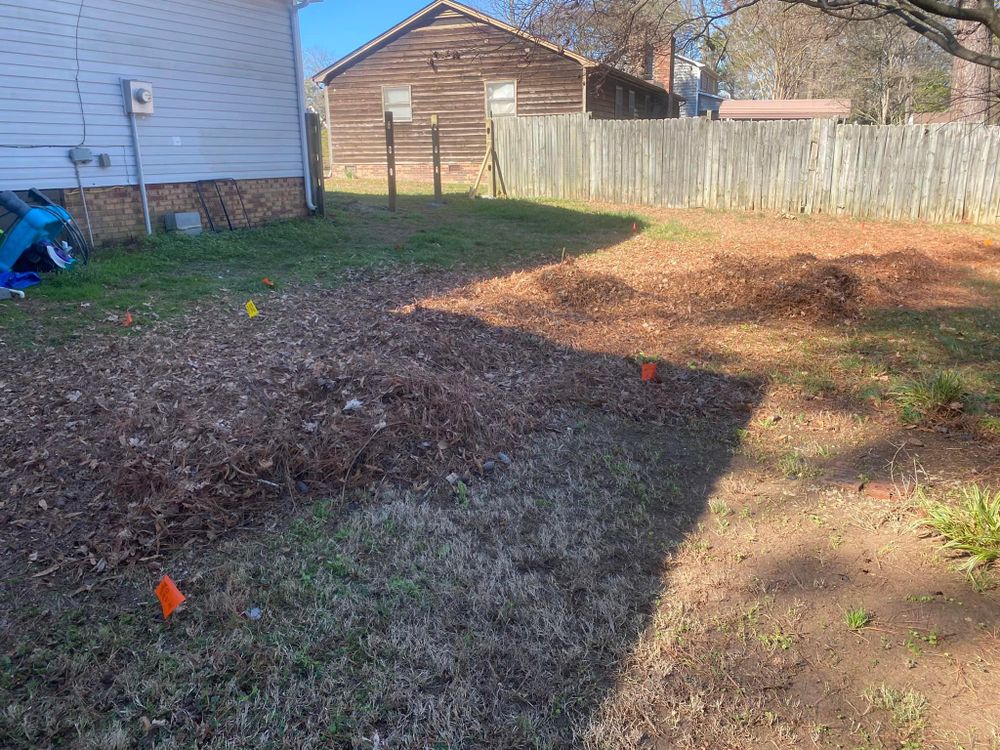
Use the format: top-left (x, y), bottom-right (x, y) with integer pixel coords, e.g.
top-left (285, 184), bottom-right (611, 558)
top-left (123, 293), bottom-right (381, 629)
top-left (121, 79), bottom-right (155, 115)
top-left (68, 147), bottom-right (93, 165)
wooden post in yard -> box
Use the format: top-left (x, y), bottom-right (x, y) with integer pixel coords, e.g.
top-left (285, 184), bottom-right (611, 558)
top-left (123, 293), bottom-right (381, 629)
top-left (431, 114), bottom-right (443, 202)
top-left (485, 118), bottom-right (497, 198)
top-left (384, 111), bottom-right (396, 212)
top-left (468, 117), bottom-right (507, 199)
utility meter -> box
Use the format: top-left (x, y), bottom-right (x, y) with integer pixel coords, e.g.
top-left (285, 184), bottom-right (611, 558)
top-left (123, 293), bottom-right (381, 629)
top-left (121, 79), bottom-right (155, 115)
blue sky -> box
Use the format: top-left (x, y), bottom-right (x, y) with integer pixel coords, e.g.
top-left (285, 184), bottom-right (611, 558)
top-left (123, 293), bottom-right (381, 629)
top-left (299, 1), bottom-right (489, 65)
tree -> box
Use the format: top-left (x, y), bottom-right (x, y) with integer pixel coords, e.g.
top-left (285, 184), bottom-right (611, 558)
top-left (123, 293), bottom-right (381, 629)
top-left (712, 1), bottom-right (842, 98)
top-left (713, 1), bottom-right (952, 122)
top-left (497, 0), bottom-right (996, 120)
top-left (304, 47), bottom-right (336, 127)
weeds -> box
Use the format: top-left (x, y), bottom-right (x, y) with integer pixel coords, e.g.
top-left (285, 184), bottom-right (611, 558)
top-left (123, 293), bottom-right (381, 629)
top-left (844, 607), bottom-right (873, 631)
top-left (863, 684), bottom-right (928, 733)
top-left (892, 370), bottom-right (966, 424)
top-left (916, 485), bottom-right (1000, 574)
top-left (709, 499), bottom-right (732, 517)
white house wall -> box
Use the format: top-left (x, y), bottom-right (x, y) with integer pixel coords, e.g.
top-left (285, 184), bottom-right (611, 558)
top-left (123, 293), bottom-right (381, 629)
top-left (673, 60), bottom-right (701, 118)
top-left (0, 0), bottom-right (304, 191)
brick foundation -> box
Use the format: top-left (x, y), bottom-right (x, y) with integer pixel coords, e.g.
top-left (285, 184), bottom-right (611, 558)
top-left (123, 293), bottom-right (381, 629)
top-left (61, 176), bottom-right (310, 246)
top-left (334, 162), bottom-right (481, 184)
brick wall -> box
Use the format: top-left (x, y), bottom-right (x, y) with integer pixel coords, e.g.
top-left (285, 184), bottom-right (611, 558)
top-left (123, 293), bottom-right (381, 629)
top-left (334, 162), bottom-right (481, 184)
top-left (61, 176), bottom-right (309, 246)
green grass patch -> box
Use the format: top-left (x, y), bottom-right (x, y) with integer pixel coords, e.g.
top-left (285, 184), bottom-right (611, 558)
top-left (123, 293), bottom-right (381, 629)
top-left (843, 607), bottom-right (873, 631)
top-left (916, 484), bottom-right (1000, 575)
top-left (643, 219), bottom-right (708, 242)
top-left (891, 370), bottom-right (966, 424)
top-left (863, 684), bottom-right (928, 733)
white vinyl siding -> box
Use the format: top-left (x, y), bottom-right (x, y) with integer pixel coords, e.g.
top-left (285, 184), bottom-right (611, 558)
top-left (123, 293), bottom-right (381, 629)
top-left (0, 0), bottom-right (304, 191)
top-left (382, 85), bottom-right (413, 123)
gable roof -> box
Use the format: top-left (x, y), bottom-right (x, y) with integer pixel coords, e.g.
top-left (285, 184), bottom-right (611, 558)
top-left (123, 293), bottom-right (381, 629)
top-left (312, 0), bottom-right (664, 93)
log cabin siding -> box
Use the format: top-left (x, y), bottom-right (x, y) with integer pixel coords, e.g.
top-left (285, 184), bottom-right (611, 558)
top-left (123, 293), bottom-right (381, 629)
top-left (588, 71), bottom-right (671, 119)
top-left (326, 8), bottom-right (585, 171)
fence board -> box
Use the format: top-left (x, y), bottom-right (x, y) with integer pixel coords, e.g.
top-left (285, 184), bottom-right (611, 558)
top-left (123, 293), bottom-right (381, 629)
top-left (492, 115), bottom-right (1000, 224)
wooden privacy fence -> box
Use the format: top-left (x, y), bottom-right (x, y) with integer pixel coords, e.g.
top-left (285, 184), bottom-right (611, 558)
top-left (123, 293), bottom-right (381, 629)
top-left (492, 114), bottom-right (1000, 224)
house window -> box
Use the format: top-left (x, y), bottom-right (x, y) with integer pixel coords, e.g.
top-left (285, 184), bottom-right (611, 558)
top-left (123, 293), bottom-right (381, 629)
top-left (643, 94), bottom-right (651, 117)
top-left (628, 90), bottom-right (636, 117)
top-left (485, 80), bottom-right (517, 117)
top-left (614, 86), bottom-right (624, 116)
top-left (382, 85), bottom-right (412, 123)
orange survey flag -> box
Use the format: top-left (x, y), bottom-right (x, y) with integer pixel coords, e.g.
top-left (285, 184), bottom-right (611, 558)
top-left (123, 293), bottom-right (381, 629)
top-left (155, 575), bottom-right (186, 619)
top-left (122, 312), bottom-right (134, 327)
top-left (262, 277), bottom-right (275, 288)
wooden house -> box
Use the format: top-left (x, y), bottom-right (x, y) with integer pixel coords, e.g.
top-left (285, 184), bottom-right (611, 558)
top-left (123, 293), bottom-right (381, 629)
top-left (313, 0), bottom-right (681, 181)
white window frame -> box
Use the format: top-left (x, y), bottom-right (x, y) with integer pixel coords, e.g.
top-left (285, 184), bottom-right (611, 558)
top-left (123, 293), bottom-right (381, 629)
top-left (381, 84), bottom-right (412, 123)
top-left (484, 79), bottom-right (517, 118)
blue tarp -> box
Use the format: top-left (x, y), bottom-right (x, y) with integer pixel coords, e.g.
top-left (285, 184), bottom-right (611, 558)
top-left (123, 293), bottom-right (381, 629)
top-left (0, 271), bottom-right (41, 290)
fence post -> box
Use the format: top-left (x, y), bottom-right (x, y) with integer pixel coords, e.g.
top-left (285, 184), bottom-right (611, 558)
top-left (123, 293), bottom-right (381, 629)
top-left (431, 114), bottom-right (443, 202)
top-left (384, 111), bottom-right (396, 212)
top-left (485, 118), bottom-right (497, 198)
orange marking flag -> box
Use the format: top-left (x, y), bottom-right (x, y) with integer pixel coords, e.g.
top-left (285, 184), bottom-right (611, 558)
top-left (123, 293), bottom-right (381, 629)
top-left (122, 312), bottom-right (134, 327)
top-left (262, 277), bottom-right (275, 288)
top-left (155, 575), bottom-right (186, 619)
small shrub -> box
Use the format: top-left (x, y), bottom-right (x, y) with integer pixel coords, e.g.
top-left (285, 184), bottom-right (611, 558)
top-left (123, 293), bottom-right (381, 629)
top-left (844, 607), bottom-right (873, 631)
top-left (892, 370), bottom-right (965, 423)
top-left (916, 484), bottom-right (1000, 574)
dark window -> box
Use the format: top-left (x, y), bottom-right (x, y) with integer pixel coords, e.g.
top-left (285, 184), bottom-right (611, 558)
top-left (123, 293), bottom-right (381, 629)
top-left (614, 86), bottom-right (624, 116)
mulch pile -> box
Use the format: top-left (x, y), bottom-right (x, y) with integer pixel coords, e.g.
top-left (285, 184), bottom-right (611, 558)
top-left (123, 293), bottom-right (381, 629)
top-left (535, 265), bottom-right (636, 310)
top-left (697, 250), bottom-right (945, 322)
top-left (0, 271), bottom-right (754, 586)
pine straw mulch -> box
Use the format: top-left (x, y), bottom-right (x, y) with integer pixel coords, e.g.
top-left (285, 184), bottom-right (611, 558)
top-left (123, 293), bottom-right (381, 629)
top-left (0, 270), bottom-right (756, 589)
top-left (424, 230), bottom-right (986, 360)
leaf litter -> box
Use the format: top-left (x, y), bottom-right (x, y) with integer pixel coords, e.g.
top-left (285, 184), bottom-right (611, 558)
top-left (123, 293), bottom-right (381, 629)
top-left (0, 269), bottom-right (753, 585)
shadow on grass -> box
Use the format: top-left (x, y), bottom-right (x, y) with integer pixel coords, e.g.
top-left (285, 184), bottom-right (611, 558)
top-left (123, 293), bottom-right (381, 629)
top-left (0, 285), bottom-right (760, 748)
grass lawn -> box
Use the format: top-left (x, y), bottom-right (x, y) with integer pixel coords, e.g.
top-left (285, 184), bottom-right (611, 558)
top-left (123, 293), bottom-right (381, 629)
top-left (0, 181), bottom-right (640, 345)
top-left (2, 179), bottom-right (999, 749)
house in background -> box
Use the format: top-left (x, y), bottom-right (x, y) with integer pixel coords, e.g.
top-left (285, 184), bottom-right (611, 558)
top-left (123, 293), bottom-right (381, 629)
top-left (719, 99), bottom-right (852, 121)
top-left (314, 0), bottom-right (682, 182)
top-left (0, 0), bottom-right (321, 246)
top-left (672, 55), bottom-right (724, 118)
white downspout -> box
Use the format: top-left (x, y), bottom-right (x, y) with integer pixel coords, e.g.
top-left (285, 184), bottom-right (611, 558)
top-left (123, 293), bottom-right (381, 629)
top-left (291, 0), bottom-right (320, 212)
